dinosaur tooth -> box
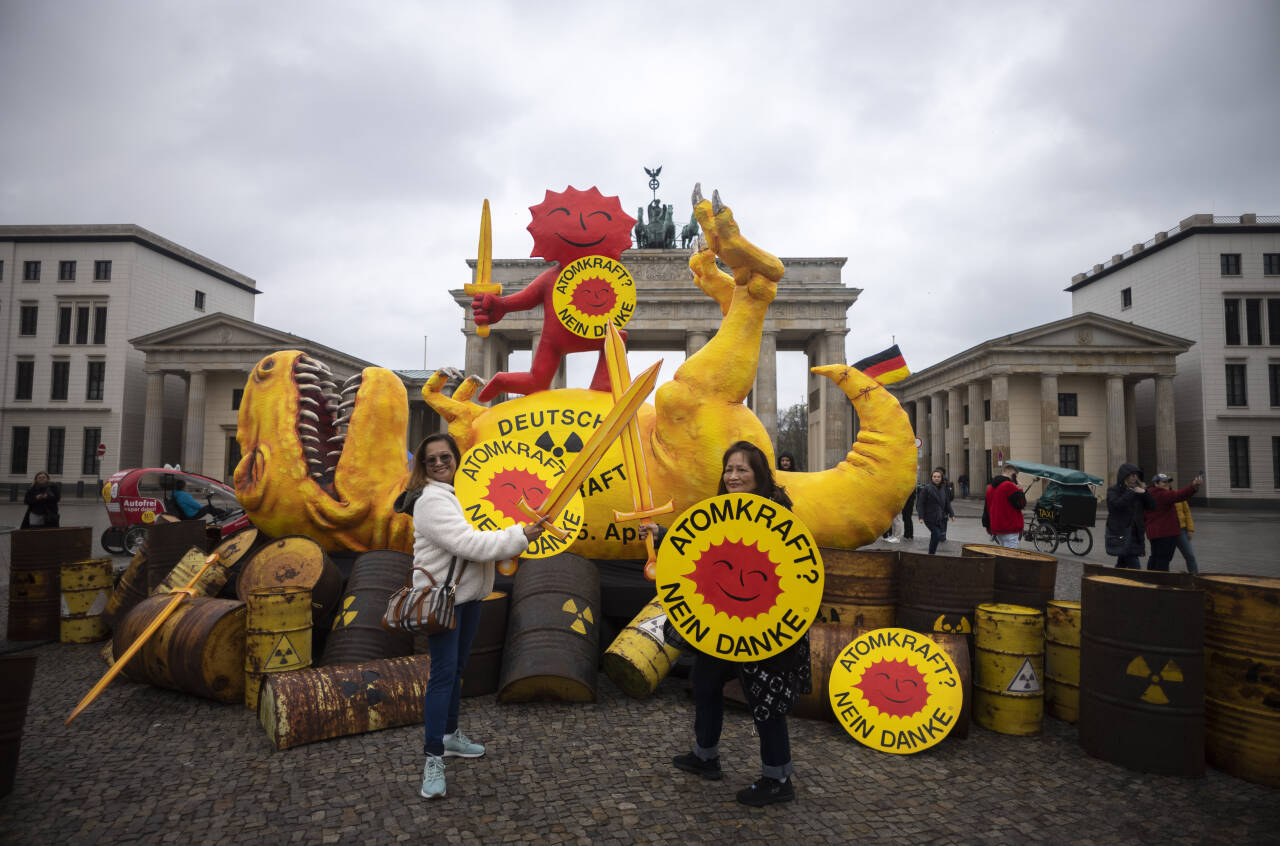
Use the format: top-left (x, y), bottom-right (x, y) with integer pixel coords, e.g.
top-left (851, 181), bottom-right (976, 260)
top-left (299, 410), bottom-right (320, 423)
top-left (298, 423), bottom-right (319, 435)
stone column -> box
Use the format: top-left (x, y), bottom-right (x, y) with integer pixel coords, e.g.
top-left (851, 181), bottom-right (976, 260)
top-left (464, 331), bottom-right (484, 378)
top-left (755, 330), bottom-right (778, 445)
top-left (1105, 374), bottom-right (1126, 476)
top-left (946, 388), bottom-right (964, 487)
top-left (967, 382), bottom-right (985, 494)
top-left (823, 330), bottom-right (849, 468)
top-left (990, 374), bottom-right (1010, 469)
top-left (182, 370), bottom-right (207, 475)
top-left (1154, 375), bottom-right (1177, 477)
top-left (1040, 373), bottom-right (1060, 466)
top-left (1124, 381), bottom-right (1139, 463)
top-left (142, 370), bottom-right (165, 468)
top-left (686, 331), bottom-right (709, 358)
top-left (929, 390), bottom-right (947, 476)
top-left (916, 397), bottom-right (931, 479)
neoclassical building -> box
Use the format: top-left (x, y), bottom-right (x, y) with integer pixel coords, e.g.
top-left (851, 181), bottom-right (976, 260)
top-left (451, 248), bottom-right (861, 470)
top-left (890, 313), bottom-right (1193, 495)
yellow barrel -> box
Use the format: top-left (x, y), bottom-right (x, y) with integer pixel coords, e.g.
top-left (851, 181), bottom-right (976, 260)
top-left (1199, 574), bottom-right (1280, 787)
top-left (155, 547), bottom-right (231, 598)
top-left (974, 602), bottom-right (1044, 736)
top-left (602, 598), bottom-right (681, 699)
top-left (245, 586), bottom-right (312, 710)
top-left (1044, 600), bottom-right (1081, 723)
top-left (59, 559), bottom-right (113, 643)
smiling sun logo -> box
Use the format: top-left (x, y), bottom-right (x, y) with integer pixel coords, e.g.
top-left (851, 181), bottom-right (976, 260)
top-left (854, 658), bottom-right (928, 718)
top-left (483, 468), bottom-right (548, 523)
top-left (551, 255), bottom-right (636, 339)
top-left (688, 538), bottom-right (782, 620)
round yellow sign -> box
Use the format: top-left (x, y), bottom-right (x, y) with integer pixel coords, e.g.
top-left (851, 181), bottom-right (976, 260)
top-left (454, 437), bottom-right (585, 560)
top-left (550, 255), bottom-right (636, 339)
top-left (654, 493), bottom-right (822, 663)
top-left (827, 627), bottom-right (963, 755)
top-left (141, 510), bottom-right (156, 524)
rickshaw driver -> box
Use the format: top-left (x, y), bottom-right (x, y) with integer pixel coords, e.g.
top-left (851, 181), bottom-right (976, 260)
top-left (172, 478), bottom-right (220, 520)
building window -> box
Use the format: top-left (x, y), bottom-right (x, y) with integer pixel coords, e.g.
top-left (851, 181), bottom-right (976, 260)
top-left (1225, 363), bottom-right (1248, 407)
top-left (19, 304), bottom-right (38, 336)
top-left (0, 260), bottom-right (4, 279)
top-left (195, 290), bottom-right (206, 311)
top-left (46, 428), bottom-right (65, 476)
top-left (50, 360), bottom-right (70, 401)
top-left (1246, 299), bottom-right (1263, 345)
top-left (232, 388), bottom-right (244, 410)
top-left (75, 305), bottom-right (90, 344)
top-left (1270, 299), bottom-right (1280, 346)
top-left (1059, 445), bottom-right (1081, 470)
top-left (225, 434), bottom-right (242, 480)
top-left (82, 428), bottom-right (102, 475)
top-left (11, 427), bottom-right (30, 475)
top-left (1265, 254), bottom-right (1280, 276)
top-left (23, 261), bottom-right (40, 281)
top-left (1121, 287), bottom-right (1132, 309)
top-left (58, 260), bottom-right (76, 281)
top-left (1271, 363), bottom-right (1280, 408)
top-left (93, 305), bottom-right (107, 345)
top-left (983, 399), bottom-right (991, 421)
top-left (1274, 436), bottom-right (1280, 489)
top-left (86, 361), bottom-right (105, 401)
top-left (1221, 253), bottom-right (1242, 276)
top-left (962, 405), bottom-right (969, 425)
top-left (93, 260), bottom-right (112, 281)
top-left (1228, 436), bottom-right (1251, 488)
top-left (14, 361), bottom-right (34, 400)
top-left (1224, 298), bottom-right (1241, 346)
top-left (57, 307), bottom-right (72, 344)
top-left (1057, 393), bottom-right (1078, 416)
top-left (944, 409), bottom-right (950, 428)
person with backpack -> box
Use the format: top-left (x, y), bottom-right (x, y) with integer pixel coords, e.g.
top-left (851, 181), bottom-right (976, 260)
top-left (984, 464), bottom-right (1027, 549)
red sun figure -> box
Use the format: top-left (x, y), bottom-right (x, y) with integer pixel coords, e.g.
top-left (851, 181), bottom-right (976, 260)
top-left (854, 658), bottom-right (929, 718)
top-left (483, 468), bottom-right (548, 523)
top-left (471, 186), bottom-right (637, 402)
top-left (570, 276), bottom-right (618, 317)
top-left (688, 539), bottom-right (782, 620)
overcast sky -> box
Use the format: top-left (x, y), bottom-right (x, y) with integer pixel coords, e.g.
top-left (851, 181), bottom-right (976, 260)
top-left (3, 1), bottom-right (1278, 409)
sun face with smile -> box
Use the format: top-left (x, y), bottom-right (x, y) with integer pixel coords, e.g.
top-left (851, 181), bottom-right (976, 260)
top-left (688, 538), bottom-right (783, 620)
top-left (854, 658), bottom-right (929, 718)
top-left (526, 186), bottom-right (636, 267)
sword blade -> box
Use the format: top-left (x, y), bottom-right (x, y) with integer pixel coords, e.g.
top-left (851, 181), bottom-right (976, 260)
top-left (464, 199), bottom-right (500, 338)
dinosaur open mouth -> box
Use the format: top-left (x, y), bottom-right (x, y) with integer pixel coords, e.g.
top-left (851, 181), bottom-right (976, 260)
top-left (293, 354), bottom-right (358, 494)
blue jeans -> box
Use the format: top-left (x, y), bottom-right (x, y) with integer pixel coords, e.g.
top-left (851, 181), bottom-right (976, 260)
top-left (927, 523), bottom-right (947, 554)
top-left (423, 600), bottom-right (483, 757)
top-left (1175, 530), bottom-right (1199, 574)
top-left (691, 652), bottom-right (792, 780)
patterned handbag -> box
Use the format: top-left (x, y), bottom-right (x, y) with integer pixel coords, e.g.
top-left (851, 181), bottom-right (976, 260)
top-left (381, 556), bottom-right (460, 636)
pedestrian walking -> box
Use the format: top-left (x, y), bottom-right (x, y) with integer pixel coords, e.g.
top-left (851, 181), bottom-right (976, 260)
top-left (1143, 472), bottom-right (1203, 572)
top-left (21, 471), bottom-right (60, 528)
top-left (1174, 492), bottom-right (1199, 574)
top-left (917, 467), bottom-right (954, 554)
top-left (1105, 463), bottom-right (1155, 569)
top-left (900, 483), bottom-right (917, 541)
top-left (984, 465), bottom-right (1026, 549)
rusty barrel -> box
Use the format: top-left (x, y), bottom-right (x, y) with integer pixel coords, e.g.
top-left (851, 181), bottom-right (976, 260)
top-left (245, 586), bottom-right (313, 710)
top-left (103, 548), bottom-right (149, 630)
top-left (237, 536), bottom-right (343, 622)
top-left (143, 520), bottom-right (213, 592)
top-left (155, 548), bottom-right (230, 598)
top-left (462, 591), bottom-right (510, 698)
top-left (8, 527), bottom-right (92, 640)
top-left (815, 548), bottom-right (897, 628)
top-left (1082, 561), bottom-right (1196, 589)
top-left (259, 654), bottom-right (431, 750)
top-left (0, 653), bottom-right (37, 798)
top-left (1079, 575), bottom-right (1204, 777)
top-left (1044, 600), bottom-right (1082, 723)
top-left (498, 553), bottom-right (600, 703)
top-left (897, 551), bottom-right (994, 667)
top-left (1199, 574), bottom-right (1280, 787)
top-left (114, 595), bottom-right (246, 703)
top-left (963, 544), bottom-right (1057, 610)
top-left (791, 622), bottom-right (865, 722)
top-left (208, 526), bottom-right (261, 600)
top-left (322, 550), bottom-right (414, 667)
top-left (603, 597), bottom-right (681, 699)
top-left (974, 603), bottom-right (1044, 736)
top-left (59, 558), bottom-right (114, 643)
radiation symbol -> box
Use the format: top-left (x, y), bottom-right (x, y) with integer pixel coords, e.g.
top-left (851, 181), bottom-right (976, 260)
top-left (563, 598), bottom-right (594, 635)
top-left (1126, 656), bottom-right (1183, 705)
top-left (933, 614), bottom-right (971, 635)
top-left (339, 669), bottom-right (385, 706)
top-left (550, 254), bottom-right (637, 339)
top-left (265, 634), bottom-right (305, 670)
top-left (1006, 657), bottom-right (1042, 693)
top-left (534, 430), bottom-right (584, 459)
top-left (332, 595), bottom-right (357, 630)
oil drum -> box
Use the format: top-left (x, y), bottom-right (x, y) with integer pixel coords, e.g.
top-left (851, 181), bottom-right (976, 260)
top-left (59, 558), bottom-right (113, 643)
top-left (789, 622), bottom-right (864, 721)
top-left (1081, 561), bottom-right (1196, 589)
top-left (602, 597), bottom-right (682, 699)
top-left (143, 520), bottom-right (212, 592)
top-left (462, 591), bottom-right (510, 698)
top-left (259, 654), bottom-right (431, 750)
top-left (237, 536), bottom-right (343, 622)
top-left (1044, 600), bottom-right (1082, 723)
top-left (0, 654), bottom-right (37, 798)
top-left (321, 550), bottom-right (414, 667)
top-left (208, 526), bottom-right (261, 599)
top-left (897, 551), bottom-right (994, 664)
top-left (245, 586), bottom-right (313, 710)
top-left (498, 553), bottom-right (600, 703)
top-left (963, 544), bottom-right (1057, 610)
top-left (114, 595), bottom-right (246, 704)
top-left (1199, 574), bottom-right (1280, 787)
top-left (815, 548), bottom-right (897, 628)
top-left (1079, 575), bottom-right (1204, 777)
top-left (973, 603), bottom-right (1044, 735)
top-left (8, 526), bottom-right (92, 640)
top-left (155, 548), bottom-right (229, 598)
top-left (103, 548), bottom-right (149, 630)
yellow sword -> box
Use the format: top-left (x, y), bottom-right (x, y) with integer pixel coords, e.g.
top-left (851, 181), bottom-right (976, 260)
top-left (464, 199), bottom-right (501, 338)
top-left (515, 359), bottom-right (662, 541)
top-left (603, 324), bottom-right (672, 580)
top-left (66, 553), bottom-right (222, 725)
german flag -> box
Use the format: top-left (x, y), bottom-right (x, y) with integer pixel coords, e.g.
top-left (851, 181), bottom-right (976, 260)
top-left (853, 344), bottom-right (909, 385)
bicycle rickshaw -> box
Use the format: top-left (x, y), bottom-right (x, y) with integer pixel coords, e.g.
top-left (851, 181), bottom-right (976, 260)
top-left (1005, 460), bottom-right (1103, 556)
top-left (100, 467), bottom-right (251, 555)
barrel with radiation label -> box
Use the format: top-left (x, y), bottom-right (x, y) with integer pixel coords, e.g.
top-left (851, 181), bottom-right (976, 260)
top-left (815, 548), bottom-right (897, 628)
top-left (59, 558), bottom-right (113, 643)
top-left (603, 598), bottom-right (681, 699)
top-left (321, 550), bottom-right (414, 667)
top-left (897, 552), bottom-right (995, 666)
top-left (973, 603), bottom-right (1044, 736)
top-left (238, 536), bottom-right (343, 625)
top-left (1044, 600), bottom-right (1082, 723)
top-left (245, 586), bottom-right (313, 710)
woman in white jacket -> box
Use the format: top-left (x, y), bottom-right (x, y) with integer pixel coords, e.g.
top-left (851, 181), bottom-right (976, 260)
top-left (410, 433), bottom-right (545, 800)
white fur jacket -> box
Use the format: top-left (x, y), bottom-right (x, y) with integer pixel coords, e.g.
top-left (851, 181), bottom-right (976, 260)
top-left (411, 481), bottom-right (528, 605)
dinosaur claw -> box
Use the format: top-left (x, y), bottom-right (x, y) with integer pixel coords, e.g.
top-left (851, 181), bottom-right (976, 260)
top-left (692, 183), bottom-right (703, 207)
top-left (711, 189), bottom-right (724, 215)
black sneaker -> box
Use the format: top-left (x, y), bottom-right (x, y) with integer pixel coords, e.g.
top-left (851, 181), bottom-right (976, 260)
top-left (736, 776), bottom-right (795, 807)
top-left (672, 752), bottom-right (723, 780)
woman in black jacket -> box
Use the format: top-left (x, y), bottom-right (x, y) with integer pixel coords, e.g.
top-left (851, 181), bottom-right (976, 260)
top-left (916, 467), bottom-right (954, 554)
top-left (1105, 462), bottom-right (1155, 569)
top-left (21, 472), bottom-right (60, 528)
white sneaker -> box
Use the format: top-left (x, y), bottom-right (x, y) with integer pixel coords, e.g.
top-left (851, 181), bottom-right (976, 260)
top-left (885, 537), bottom-right (901, 543)
top-left (420, 755), bottom-right (446, 799)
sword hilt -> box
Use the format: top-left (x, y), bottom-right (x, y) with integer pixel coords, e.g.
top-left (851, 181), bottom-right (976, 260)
top-left (611, 501), bottom-right (673, 523)
top-left (515, 499), bottom-right (569, 541)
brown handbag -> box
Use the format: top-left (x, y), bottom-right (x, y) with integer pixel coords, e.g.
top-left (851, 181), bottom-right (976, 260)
top-left (381, 556), bottom-right (460, 636)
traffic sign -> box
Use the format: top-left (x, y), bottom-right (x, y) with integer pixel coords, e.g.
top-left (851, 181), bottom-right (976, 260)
top-left (96, 443), bottom-right (106, 457)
